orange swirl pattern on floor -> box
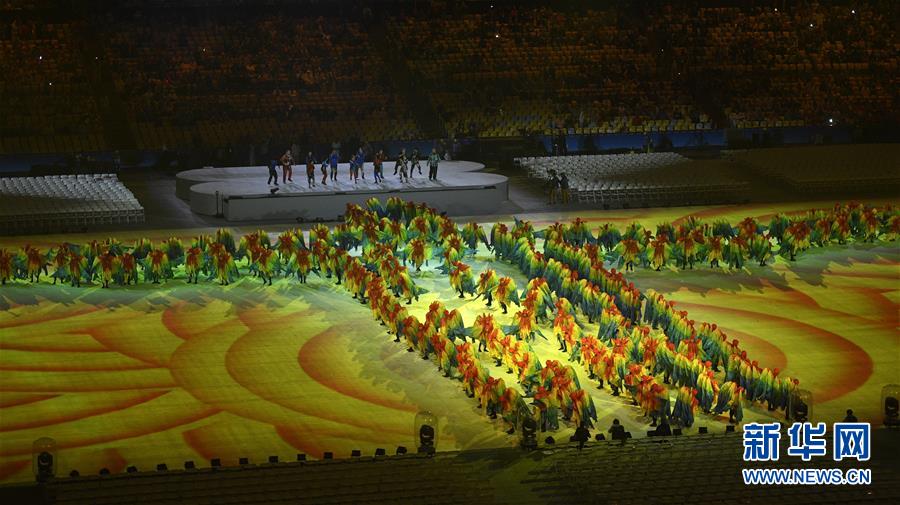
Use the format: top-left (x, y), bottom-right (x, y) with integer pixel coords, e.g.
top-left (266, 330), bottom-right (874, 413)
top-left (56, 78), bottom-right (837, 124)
top-left (0, 201), bottom-right (897, 484)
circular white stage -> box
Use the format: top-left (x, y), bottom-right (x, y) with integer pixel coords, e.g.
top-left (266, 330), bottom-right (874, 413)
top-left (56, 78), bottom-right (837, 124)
top-left (176, 161), bottom-right (509, 221)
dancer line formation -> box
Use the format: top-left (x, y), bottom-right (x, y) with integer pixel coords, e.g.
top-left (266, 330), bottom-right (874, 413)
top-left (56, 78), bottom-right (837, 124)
top-left (1, 200), bottom-right (897, 434)
top-left (270, 147), bottom-right (443, 187)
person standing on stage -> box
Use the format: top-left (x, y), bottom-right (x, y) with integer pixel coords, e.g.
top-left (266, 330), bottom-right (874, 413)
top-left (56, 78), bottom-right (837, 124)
top-left (268, 158), bottom-right (279, 186)
top-left (409, 148), bottom-right (422, 177)
top-left (357, 148), bottom-right (366, 180)
top-left (281, 150), bottom-right (293, 184)
top-left (329, 149), bottom-right (339, 182)
top-left (306, 151), bottom-right (317, 188)
top-left (428, 148), bottom-right (440, 180)
top-left (349, 149), bottom-right (360, 182)
top-left (547, 169), bottom-right (560, 204)
top-left (560, 172), bottom-right (570, 204)
top-left (320, 154), bottom-right (329, 186)
top-left (374, 149), bottom-right (385, 183)
top-left (395, 148), bottom-right (409, 182)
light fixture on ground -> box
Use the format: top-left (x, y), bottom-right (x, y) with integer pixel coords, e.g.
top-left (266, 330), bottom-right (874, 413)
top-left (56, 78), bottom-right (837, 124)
top-left (415, 411), bottom-right (438, 455)
top-left (882, 384), bottom-right (899, 428)
top-left (32, 437), bottom-right (57, 483)
top-left (519, 417), bottom-right (538, 450)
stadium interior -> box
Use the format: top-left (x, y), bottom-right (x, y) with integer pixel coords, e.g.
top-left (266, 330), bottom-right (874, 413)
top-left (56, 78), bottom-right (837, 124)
top-left (0, 1), bottom-right (898, 504)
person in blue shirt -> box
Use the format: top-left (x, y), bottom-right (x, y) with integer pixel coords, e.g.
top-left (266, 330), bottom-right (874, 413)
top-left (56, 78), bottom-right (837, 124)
top-left (349, 151), bottom-right (360, 182)
top-left (320, 155), bottom-right (329, 186)
top-left (356, 148), bottom-right (366, 181)
top-left (267, 159), bottom-right (279, 186)
top-left (329, 149), bottom-right (339, 182)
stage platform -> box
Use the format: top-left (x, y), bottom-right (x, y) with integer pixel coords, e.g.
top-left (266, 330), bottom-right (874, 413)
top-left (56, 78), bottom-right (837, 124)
top-left (176, 161), bottom-right (507, 221)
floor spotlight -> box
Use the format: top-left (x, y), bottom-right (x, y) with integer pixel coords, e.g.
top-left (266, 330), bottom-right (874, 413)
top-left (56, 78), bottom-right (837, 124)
top-left (238, 457), bottom-right (249, 466)
top-left (210, 458), bottom-right (221, 468)
top-left (725, 425), bottom-right (736, 433)
top-left (351, 450), bottom-right (361, 458)
top-left (396, 446), bottom-right (408, 455)
top-left (415, 411), bottom-right (438, 455)
top-left (156, 464), bottom-right (168, 472)
top-left (698, 427), bottom-right (708, 434)
top-left (126, 466), bottom-right (138, 473)
top-left (417, 425), bottom-right (436, 455)
top-left (374, 448), bottom-right (386, 457)
top-left (267, 456), bottom-right (278, 464)
top-left (323, 452), bottom-right (333, 460)
top-left (520, 417), bottom-right (538, 450)
top-left (296, 454), bottom-right (306, 462)
top-left (99, 468), bottom-right (110, 476)
top-left (33, 438), bottom-right (57, 483)
top-left (69, 470), bottom-right (79, 478)
top-left (544, 436), bottom-right (555, 445)
top-left (184, 461), bottom-right (195, 470)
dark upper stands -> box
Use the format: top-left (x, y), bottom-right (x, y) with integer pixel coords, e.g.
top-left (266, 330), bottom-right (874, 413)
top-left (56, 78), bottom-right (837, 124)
top-left (0, 2), bottom-right (895, 154)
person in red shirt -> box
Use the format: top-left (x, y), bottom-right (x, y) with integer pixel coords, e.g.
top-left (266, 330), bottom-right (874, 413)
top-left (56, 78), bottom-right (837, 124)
top-left (280, 150), bottom-right (293, 183)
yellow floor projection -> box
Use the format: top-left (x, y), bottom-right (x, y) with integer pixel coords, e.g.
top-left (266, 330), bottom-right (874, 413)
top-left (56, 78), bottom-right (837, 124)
top-left (0, 200), bottom-right (897, 483)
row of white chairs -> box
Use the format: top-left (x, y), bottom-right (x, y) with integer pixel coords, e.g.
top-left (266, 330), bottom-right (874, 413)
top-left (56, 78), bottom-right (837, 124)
top-left (516, 152), bottom-right (688, 179)
top-left (516, 153), bottom-right (747, 207)
top-left (0, 174), bottom-right (145, 234)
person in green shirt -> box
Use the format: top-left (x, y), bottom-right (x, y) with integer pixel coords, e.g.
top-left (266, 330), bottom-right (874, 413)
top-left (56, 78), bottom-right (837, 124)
top-left (428, 148), bottom-right (441, 180)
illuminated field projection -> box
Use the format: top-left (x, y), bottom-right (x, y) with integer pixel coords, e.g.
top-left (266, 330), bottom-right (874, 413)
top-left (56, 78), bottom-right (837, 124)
top-left (0, 200), bottom-right (897, 483)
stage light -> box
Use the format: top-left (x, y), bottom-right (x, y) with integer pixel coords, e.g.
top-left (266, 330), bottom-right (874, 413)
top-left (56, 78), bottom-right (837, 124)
top-left (156, 464), bottom-right (168, 472)
top-left (99, 468), bottom-right (110, 476)
top-left (238, 457), bottom-right (249, 466)
top-left (884, 392), bottom-right (899, 427)
top-left (415, 411), bottom-right (438, 455)
top-left (374, 448), bottom-right (386, 457)
top-left (672, 429), bottom-right (682, 436)
top-left (126, 466), bottom-right (138, 473)
top-left (418, 425), bottom-right (436, 455)
top-left (520, 417), bottom-right (538, 450)
top-left (48, 82), bottom-right (52, 86)
top-left (267, 456), bottom-right (278, 464)
top-left (323, 452), bottom-right (333, 460)
top-left (69, 470), bottom-right (79, 478)
top-left (396, 446), bottom-right (408, 455)
top-left (33, 438), bottom-right (57, 483)
top-left (184, 461), bottom-right (196, 470)
top-left (210, 458), bottom-right (221, 468)
top-left (698, 427), bottom-right (708, 434)
top-left (594, 434), bottom-right (606, 441)
top-left (544, 436), bottom-right (555, 445)
top-left (495, 34), bottom-right (499, 38)
top-left (351, 450), bottom-right (361, 458)
top-left (851, 9), bottom-right (856, 14)
top-left (809, 23), bottom-right (814, 28)
top-left (725, 425), bottom-right (736, 433)
top-left (296, 454), bottom-right (307, 462)
top-left (39, 55), bottom-right (42, 60)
